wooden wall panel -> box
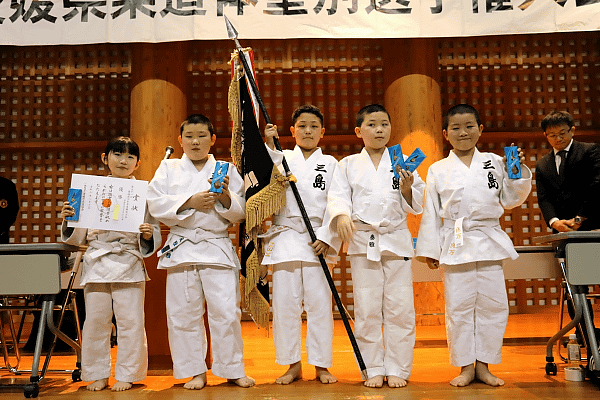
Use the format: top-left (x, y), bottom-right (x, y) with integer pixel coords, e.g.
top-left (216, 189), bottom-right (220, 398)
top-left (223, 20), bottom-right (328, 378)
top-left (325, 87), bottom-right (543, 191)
top-left (2, 32), bottom-right (600, 320)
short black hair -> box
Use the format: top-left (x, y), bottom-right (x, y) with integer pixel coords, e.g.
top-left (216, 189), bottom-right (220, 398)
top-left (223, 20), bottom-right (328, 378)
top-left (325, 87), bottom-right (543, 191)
top-left (180, 114), bottom-right (215, 136)
top-left (356, 104), bottom-right (391, 128)
top-left (541, 111), bottom-right (574, 132)
top-left (104, 136), bottom-right (140, 161)
top-left (291, 104), bottom-right (324, 126)
top-left (443, 104), bottom-right (482, 130)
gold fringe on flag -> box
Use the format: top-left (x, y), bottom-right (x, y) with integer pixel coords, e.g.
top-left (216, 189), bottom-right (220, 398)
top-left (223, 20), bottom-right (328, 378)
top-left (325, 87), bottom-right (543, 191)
top-left (245, 166), bottom-right (290, 233)
top-left (228, 57), bottom-right (243, 173)
top-left (240, 275), bottom-right (271, 329)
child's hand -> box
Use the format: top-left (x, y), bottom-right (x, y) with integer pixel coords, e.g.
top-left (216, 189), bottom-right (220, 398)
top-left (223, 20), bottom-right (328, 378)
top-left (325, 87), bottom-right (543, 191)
top-left (336, 215), bottom-right (356, 243)
top-left (212, 175), bottom-right (232, 209)
top-left (426, 257), bottom-right (440, 269)
top-left (397, 167), bottom-right (414, 207)
top-left (311, 240), bottom-right (330, 257)
top-left (187, 191), bottom-right (217, 211)
top-left (397, 167), bottom-right (414, 190)
top-left (139, 223), bottom-right (153, 240)
top-left (264, 124), bottom-right (278, 150)
top-left (61, 201), bottom-right (75, 220)
top-left (503, 142), bottom-right (525, 175)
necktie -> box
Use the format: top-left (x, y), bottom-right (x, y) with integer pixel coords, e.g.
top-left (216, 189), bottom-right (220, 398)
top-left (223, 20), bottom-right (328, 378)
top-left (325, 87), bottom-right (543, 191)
top-left (557, 150), bottom-right (567, 178)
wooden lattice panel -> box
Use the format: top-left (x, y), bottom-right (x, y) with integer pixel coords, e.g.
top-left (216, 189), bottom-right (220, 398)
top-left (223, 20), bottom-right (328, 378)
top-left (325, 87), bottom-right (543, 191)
top-left (439, 32), bottom-right (600, 130)
top-left (0, 44), bottom-right (131, 143)
top-left (3, 33), bottom-right (600, 318)
top-left (187, 39), bottom-right (385, 138)
top-left (0, 145), bottom-right (104, 244)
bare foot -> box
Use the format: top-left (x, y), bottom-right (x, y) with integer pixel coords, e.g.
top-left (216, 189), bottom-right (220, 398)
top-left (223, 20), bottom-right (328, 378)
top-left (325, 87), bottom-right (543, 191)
top-left (183, 373), bottom-right (207, 390)
top-left (363, 375), bottom-right (384, 388)
top-left (450, 364), bottom-right (475, 387)
top-left (475, 361), bottom-right (505, 387)
top-left (276, 362), bottom-right (302, 385)
top-left (86, 378), bottom-right (108, 391)
top-left (316, 366), bottom-right (337, 384)
top-left (228, 376), bottom-right (255, 388)
top-left (111, 381), bottom-right (133, 392)
top-left (387, 375), bottom-right (407, 388)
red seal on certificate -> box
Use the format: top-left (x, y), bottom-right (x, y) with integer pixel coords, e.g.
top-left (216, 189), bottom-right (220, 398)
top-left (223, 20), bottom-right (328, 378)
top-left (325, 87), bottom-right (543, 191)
top-left (102, 198), bottom-right (112, 208)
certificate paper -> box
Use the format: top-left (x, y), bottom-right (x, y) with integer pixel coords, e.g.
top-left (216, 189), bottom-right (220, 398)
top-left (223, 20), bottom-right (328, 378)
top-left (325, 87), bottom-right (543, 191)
top-left (67, 174), bottom-right (148, 233)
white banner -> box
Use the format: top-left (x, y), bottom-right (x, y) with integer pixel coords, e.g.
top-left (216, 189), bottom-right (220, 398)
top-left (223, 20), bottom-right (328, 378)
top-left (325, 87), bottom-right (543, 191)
top-left (1, 0), bottom-right (599, 46)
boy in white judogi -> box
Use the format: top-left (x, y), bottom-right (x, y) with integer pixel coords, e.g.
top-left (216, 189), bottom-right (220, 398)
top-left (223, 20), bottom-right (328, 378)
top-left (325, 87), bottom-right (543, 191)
top-left (146, 114), bottom-right (254, 390)
top-left (262, 105), bottom-right (340, 385)
top-left (329, 104), bottom-right (424, 389)
top-left (416, 104), bottom-right (531, 387)
top-left (61, 137), bottom-right (161, 392)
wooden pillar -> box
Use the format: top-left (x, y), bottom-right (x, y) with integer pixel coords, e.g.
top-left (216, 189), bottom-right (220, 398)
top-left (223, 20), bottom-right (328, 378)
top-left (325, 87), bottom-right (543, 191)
top-left (383, 38), bottom-right (445, 326)
top-left (130, 42), bottom-right (187, 368)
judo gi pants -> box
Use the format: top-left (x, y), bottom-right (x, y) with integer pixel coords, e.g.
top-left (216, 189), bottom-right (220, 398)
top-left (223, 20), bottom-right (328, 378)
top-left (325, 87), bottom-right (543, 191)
top-left (441, 260), bottom-right (508, 367)
top-left (166, 264), bottom-right (246, 380)
top-left (272, 261), bottom-right (333, 368)
top-left (349, 255), bottom-right (415, 379)
top-left (81, 281), bottom-right (147, 383)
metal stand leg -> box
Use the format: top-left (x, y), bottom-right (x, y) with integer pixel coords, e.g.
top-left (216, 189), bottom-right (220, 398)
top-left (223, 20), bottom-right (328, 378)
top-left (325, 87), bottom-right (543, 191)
top-left (578, 292), bottom-right (600, 379)
top-left (546, 260), bottom-right (581, 375)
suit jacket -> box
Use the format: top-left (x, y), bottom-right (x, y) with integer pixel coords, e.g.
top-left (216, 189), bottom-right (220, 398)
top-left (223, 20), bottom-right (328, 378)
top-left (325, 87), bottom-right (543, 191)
top-left (535, 140), bottom-right (600, 231)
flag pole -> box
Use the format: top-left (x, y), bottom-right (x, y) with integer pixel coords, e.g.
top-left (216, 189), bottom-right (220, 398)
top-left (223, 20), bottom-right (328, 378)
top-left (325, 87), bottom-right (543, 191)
top-left (225, 15), bottom-right (367, 378)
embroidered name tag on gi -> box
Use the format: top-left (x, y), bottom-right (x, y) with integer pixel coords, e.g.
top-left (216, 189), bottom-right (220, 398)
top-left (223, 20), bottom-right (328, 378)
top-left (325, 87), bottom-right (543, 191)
top-left (367, 233), bottom-right (380, 262)
top-left (158, 237), bottom-right (187, 258)
top-left (448, 217), bottom-right (464, 256)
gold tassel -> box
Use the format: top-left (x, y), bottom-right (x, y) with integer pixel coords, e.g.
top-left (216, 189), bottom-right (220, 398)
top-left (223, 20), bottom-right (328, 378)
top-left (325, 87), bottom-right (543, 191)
top-left (228, 61), bottom-right (243, 173)
top-left (245, 166), bottom-right (293, 233)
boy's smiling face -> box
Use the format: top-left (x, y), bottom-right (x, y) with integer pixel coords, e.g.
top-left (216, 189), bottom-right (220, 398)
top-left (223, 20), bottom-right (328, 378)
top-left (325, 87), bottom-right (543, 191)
top-left (355, 111), bottom-right (391, 151)
top-left (443, 113), bottom-right (483, 153)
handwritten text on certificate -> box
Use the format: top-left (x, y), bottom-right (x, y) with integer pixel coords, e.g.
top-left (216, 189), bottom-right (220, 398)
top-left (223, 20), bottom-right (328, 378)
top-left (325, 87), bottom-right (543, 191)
top-left (68, 174), bottom-right (148, 233)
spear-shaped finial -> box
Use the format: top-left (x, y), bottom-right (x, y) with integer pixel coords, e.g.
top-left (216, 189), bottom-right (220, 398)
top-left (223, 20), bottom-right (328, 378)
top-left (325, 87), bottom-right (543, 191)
top-left (224, 15), bottom-right (242, 50)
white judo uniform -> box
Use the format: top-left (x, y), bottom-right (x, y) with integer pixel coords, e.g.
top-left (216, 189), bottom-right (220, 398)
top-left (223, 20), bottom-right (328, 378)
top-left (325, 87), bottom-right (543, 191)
top-left (146, 154), bottom-right (247, 380)
top-left (61, 201), bottom-right (161, 384)
top-left (327, 148), bottom-right (424, 379)
top-left (416, 149), bottom-right (532, 367)
top-left (260, 145), bottom-right (340, 368)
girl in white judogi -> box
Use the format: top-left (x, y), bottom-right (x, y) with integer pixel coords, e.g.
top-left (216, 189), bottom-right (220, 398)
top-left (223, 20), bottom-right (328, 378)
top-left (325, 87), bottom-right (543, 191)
top-left (261, 105), bottom-right (340, 385)
top-left (61, 137), bottom-right (161, 392)
top-left (416, 104), bottom-right (531, 387)
top-left (146, 114), bottom-right (254, 390)
top-left (329, 104), bottom-right (424, 388)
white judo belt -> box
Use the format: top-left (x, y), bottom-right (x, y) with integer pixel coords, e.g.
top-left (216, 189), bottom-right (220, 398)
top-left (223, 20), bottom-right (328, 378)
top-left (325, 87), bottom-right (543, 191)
top-left (158, 226), bottom-right (230, 259)
top-left (444, 218), bottom-right (500, 256)
top-left (258, 215), bottom-right (322, 239)
top-left (88, 240), bottom-right (142, 261)
top-left (355, 219), bottom-right (402, 262)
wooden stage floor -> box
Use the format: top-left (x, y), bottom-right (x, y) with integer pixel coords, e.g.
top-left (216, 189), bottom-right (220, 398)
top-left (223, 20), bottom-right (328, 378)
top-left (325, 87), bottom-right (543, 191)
top-left (1, 313), bottom-right (599, 399)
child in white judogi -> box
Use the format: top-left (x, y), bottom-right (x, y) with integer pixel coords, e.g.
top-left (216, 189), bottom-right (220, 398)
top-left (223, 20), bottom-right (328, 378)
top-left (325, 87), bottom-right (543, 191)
top-left (61, 137), bottom-right (161, 392)
top-left (262, 105), bottom-right (340, 385)
top-left (146, 114), bottom-right (254, 390)
top-left (328, 104), bottom-right (424, 388)
top-left (416, 104), bottom-right (531, 387)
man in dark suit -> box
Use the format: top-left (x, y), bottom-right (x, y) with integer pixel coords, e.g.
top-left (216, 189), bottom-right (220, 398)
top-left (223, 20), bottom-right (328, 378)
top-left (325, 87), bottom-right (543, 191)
top-left (535, 111), bottom-right (600, 366)
top-left (0, 176), bottom-right (19, 244)
top-left (535, 111), bottom-right (600, 233)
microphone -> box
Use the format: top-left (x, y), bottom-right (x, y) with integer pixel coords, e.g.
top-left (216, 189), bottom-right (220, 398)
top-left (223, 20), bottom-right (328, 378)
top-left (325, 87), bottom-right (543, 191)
top-left (164, 146), bottom-right (174, 160)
